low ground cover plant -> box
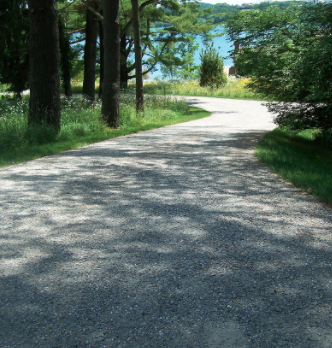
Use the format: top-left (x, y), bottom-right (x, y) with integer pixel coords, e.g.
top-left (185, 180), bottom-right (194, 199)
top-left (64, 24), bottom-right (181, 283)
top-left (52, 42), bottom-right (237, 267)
top-left (0, 84), bottom-right (9, 93)
top-left (60, 78), bottom-right (266, 101)
top-left (255, 128), bottom-right (332, 205)
top-left (143, 78), bottom-right (266, 100)
top-left (0, 93), bottom-right (209, 167)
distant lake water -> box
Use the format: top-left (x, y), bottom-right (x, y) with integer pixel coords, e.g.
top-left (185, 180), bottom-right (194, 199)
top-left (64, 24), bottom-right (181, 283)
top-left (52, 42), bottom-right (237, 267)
top-left (149, 27), bottom-right (234, 79)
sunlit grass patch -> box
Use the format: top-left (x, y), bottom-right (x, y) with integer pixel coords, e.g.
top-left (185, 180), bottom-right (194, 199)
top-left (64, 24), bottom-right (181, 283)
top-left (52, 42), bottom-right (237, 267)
top-left (255, 128), bottom-right (332, 205)
top-left (143, 78), bottom-right (266, 100)
top-left (0, 94), bottom-right (209, 167)
top-left (60, 77), bottom-right (266, 100)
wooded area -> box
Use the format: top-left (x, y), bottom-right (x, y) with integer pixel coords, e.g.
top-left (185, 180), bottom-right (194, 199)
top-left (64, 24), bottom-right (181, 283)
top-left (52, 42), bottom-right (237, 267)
top-left (0, 0), bottom-right (212, 130)
top-left (1, 0), bottom-right (332, 134)
top-left (225, 1), bottom-right (332, 131)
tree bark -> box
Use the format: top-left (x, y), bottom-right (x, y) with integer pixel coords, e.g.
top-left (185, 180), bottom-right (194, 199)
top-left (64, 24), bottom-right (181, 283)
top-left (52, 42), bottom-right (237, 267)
top-left (98, 8), bottom-right (104, 99)
top-left (82, 0), bottom-right (99, 101)
top-left (131, 0), bottom-right (144, 113)
top-left (101, 0), bottom-right (120, 128)
top-left (120, 33), bottom-right (129, 89)
top-left (28, 0), bottom-right (61, 132)
top-left (59, 15), bottom-right (73, 97)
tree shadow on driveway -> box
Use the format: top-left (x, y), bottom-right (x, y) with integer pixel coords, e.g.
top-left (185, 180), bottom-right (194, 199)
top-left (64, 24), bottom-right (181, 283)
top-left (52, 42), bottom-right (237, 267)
top-left (1, 128), bottom-right (332, 347)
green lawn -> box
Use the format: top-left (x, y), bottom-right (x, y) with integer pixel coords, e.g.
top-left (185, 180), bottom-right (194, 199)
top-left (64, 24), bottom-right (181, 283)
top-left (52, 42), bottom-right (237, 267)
top-left (255, 128), bottom-right (332, 205)
top-left (142, 78), bottom-right (269, 100)
top-left (61, 78), bottom-right (268, 101)
top-left (0, 95), bottom-right (210, 167)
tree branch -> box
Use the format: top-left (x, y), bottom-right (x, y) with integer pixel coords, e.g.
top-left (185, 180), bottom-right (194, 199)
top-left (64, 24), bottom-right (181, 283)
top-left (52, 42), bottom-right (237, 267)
top-left (129, 59), bottom-right (158, 80)
top-left (126, 34), bottom-right (173, 77)
top-left (70, 37), bottom-right (86, 45)
top-left (57, 0), bottom-right (77, 14)
top-left (121, 0), bottom-right (158, 36)
top-left (67, 27), bottom-right (86, 34)
top-left (81, 0), bottom-right (104, 21)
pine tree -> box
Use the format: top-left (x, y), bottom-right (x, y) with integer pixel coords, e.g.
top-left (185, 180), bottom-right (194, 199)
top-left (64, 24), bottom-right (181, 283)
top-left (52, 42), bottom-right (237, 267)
top-left (28, 0), bottom-right (61, 132)
top-left (199, 44), bottom-right (227, 89)
top-left (82, 0), bottom-right (100, 101)
top-left (101, 0), bottom-right (120, 128)
top-left (0, 1), bottom-right (30, 96)
top-left (131, 0), bottom-right (144, 113)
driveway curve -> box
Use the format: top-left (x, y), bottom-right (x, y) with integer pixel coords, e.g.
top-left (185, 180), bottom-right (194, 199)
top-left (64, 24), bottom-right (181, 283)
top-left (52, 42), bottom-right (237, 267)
top-left (1, 97), bottom-right (332, 348)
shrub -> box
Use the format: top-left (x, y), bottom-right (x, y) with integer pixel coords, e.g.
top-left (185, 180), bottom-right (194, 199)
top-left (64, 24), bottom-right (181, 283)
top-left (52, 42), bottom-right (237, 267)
top-left (25, 124), bottom-right (58, 145)
top-left (199, 44), bottom-right (227, 89)
top-left (313, 129), bottom-right (332, 149)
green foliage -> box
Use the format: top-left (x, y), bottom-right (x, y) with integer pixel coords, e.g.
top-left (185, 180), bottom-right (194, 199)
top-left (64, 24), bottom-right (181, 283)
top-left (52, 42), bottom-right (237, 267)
top-left (25, 125), bottom-right (59, 145)
top-left (0, 96), bottom-right (59, 148)
top-left (71, 60), bottom-right (85, 81)
top-left (58, 16), bottom-right (76, 93)
top-left (0, 1), bottom-right (30, 95)
top-left (143, 78), bottom-right (264, 100)
top-left (255, 128), bottom-right (332, 205)
top-left (119, 0), bottom-right (214, 83)
top-left (199, 44), bottom-right (227, 89)
top-left (0, 84), bottom-right (10, 93)
top-left (313, 129), bottom-right (332, 150)
top-left (0, 0), bottom-right (83, 95)
top-left (0, 94), bottom-right (209, 167)
top-left (0, 96), bottom-right (29, 148)
top-left (201, 1), bottom-right (299, 24)
top-left (160, 38), bottom-right (199, 79)
top-left (225, 2), bottom-right (332, 131)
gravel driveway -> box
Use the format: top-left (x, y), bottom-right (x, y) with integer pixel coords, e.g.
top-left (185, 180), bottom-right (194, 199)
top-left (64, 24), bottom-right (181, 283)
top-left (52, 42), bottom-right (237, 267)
top-left (1, 97), bottom-right (332, 348)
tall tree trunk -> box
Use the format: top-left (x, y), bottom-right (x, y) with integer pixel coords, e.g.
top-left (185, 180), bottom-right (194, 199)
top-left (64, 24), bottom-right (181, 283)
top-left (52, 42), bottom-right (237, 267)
top-left (101, 0), bottom-right (120, 128)
top-left (131, 0), bottom-right (144, 113)
top-left (28, 0), bottom-right (61, 132)
top-left (120, 34), bottom-right (129, 89)
top-left (98, 8), bottom-right (104, 99)
top-left (82, 0), bottom-right (99, 101)
top-left (59, 15), bottom-right (73, 97)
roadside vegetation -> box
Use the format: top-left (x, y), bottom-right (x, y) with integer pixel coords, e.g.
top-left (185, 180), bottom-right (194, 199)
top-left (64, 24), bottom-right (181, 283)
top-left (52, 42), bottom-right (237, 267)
top-left (0, 94), bottom-right (209, 168)
top-left (61, 78), bottom-right (265, 101)
top-left (143, 78), bottom-right (265, 100)
top-left (255, 129), bottom-right (332, 205)
top-left (0, 84), bottom-right (9, 93)
top-left (224, 2), bottom-right (332, 206)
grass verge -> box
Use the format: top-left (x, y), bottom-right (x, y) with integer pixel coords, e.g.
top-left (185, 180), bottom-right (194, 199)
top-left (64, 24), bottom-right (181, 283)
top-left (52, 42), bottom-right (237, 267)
top-left (60, 78), bottom-right (268, 101)
top-left (0, 95), bottom-right (210, 167)
top-left (143, 78), bottom-right (269, 100)
top-left (255, 128), bottom-right (332, 205)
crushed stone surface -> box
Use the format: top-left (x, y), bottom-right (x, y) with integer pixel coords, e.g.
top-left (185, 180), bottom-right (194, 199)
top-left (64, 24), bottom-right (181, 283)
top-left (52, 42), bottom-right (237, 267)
top-left (0, 97), bottom-right (331, 347)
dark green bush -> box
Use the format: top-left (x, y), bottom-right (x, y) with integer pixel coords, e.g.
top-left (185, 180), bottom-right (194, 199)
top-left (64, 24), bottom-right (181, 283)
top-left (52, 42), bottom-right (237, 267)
top-left (25, 125), bottom-right (58, 145)
top-left (314, 129), bottom-right (332, 149)
top-left (199, 44), bottom-right (227, 89)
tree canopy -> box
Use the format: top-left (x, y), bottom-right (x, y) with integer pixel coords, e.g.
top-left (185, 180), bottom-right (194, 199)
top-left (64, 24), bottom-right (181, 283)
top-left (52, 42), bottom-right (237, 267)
top-left (118, 0), bottom-right (213, 85)
top-left (28, 0), bottom-right (61, 131)
top-left (0, 0), bottom-right (30, 95)
top-left (0, 0), bottom-right (214, 93)
top-left (201, 1), bottom-right (300, 24)
top-left (225, 2), bottom-right (332, 131)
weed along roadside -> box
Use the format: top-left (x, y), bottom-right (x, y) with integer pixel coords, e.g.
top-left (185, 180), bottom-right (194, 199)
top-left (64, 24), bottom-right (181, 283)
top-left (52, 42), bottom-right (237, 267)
top-left (59, 78), bottom-right (269, 101)
top-left (0, 94), bottom-right (210, 167)
top-left (255, 128), bottom-right (332, 206)
top-left (134, 78), bottom-right (269, 101)
top-left (0, 76), bottom-right (265, 169)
